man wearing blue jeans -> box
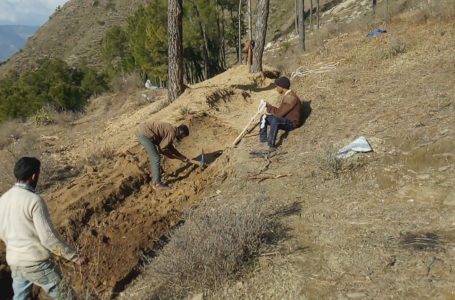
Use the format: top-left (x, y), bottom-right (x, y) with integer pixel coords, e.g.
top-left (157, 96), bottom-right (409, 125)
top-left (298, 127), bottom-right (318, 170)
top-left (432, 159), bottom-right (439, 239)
top-left (0, 157), bottom-right (85, 299)
top-left (260, 76), bottom-right (302, 149)
top-left (136, 121), bottom-right (193, 190)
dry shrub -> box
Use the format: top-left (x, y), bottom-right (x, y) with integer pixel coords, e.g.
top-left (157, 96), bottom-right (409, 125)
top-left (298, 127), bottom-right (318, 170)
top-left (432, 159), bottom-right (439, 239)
top-left (110, 72), bottom-right (143, 94)
top-left (145, 196), bottom-right (278, 298)
top-left (85, 143), bottom-right (116, 165)
top-left (0, 120), bottom-right (22, 150)
top-left (0, 133), bottom-right (70, 193)
top-left (51, 111), bottom-right (82, 127)
top-left (388, 36), bottom-right (406, 57)
top-left (393, 0), bottom-right (455, 23)
top-left (33, 106), bottom-right (56, 126)
top-left (31, 105), bottom-right (81, 128)
top-left (317, 145), bottom-right (343, 176)
top-left (153, 99), bottom-right (171, 113)
top-left (178, 106), bottom-right (192, 117)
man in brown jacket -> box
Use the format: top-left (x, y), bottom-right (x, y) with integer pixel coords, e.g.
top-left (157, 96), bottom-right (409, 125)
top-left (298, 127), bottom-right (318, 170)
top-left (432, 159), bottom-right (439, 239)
top-left (242, 40), bottom-right (255, 65)
top-left (136, 121), bottom-right (193, 190)
top-left (260, 76), bottom-right (302, 149)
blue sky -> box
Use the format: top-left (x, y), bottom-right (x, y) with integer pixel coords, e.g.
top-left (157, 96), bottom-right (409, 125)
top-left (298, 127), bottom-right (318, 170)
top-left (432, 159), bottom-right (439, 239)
top-left (0, 0), bottom-right (68, 26)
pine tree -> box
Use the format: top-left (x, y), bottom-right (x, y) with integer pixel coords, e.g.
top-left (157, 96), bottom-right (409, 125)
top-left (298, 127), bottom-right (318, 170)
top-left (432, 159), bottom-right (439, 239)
top-left (251, 0), bottom-right (269, 72)
top-left (168, 0), bottom-right (185, 101)
top-left (298, 0), bottom-right (305, 51)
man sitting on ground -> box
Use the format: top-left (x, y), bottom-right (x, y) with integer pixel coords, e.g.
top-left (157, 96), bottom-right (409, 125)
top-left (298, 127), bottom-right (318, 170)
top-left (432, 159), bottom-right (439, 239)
top-left (260, 76), bottom-right (302, 149)
top-left (136, 121), bottom-right (194, 190)
top-left (0, 157), bottom-right (84, 299)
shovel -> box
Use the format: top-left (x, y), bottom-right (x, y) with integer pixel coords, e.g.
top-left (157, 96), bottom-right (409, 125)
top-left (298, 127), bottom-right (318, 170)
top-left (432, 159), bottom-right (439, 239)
top-left (199, 148), bottom-right (207, 170)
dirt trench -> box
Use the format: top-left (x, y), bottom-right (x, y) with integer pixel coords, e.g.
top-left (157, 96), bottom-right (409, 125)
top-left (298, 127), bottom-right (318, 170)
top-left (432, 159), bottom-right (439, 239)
top-left (44, 114), bottom-right (237, 297)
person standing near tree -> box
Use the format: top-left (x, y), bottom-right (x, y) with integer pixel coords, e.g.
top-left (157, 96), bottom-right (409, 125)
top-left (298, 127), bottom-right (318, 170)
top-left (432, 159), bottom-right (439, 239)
top-left (242, 40), bottom-right (255, 65)
top-left (0, 157), bottom-right (85, 300)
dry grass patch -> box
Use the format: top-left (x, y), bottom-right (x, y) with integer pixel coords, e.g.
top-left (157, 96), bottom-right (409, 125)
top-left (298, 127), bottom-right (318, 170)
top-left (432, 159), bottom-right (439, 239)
top-left (0, 120), bottom-right (22, 150)
top-left (137, 195), bottom-right (281, 298)
top-left (317, 144), bottom-right (343, 177)
top-left (85, 143), bottom-right (116, 166)
top-left (110, 72), bottom-right (144, 94)
top-left (0, 132), bottom-right (72, 192)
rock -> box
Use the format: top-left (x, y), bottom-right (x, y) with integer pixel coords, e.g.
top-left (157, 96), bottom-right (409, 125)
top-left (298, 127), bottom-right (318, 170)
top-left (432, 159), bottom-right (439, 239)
top-left (438, 165), bottom-right (451, 172)
top-left (416, 174), bottom-right (430, 180)
top-left (440, 129), bottom-right (449, 135)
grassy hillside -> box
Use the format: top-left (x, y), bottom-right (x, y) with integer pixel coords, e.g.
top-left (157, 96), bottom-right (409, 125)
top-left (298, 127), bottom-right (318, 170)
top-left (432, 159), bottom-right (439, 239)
top-left (0, 0), bottom-right (147, 75)
top-left (1, 0), bottom-right (453, 298)
top-left (0, 0), bottom-right (305, 77)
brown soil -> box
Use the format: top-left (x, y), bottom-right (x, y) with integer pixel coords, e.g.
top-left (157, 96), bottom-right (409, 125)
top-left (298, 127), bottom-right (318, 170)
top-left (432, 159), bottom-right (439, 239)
top-left (50, 114), bottom-right (238, 295)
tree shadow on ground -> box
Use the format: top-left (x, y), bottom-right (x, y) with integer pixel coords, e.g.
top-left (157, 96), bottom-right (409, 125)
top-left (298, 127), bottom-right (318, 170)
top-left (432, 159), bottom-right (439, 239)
top-left (233, 82), bottom-right (276, 93)
top-left (264, 201), bottom-right (303, 245)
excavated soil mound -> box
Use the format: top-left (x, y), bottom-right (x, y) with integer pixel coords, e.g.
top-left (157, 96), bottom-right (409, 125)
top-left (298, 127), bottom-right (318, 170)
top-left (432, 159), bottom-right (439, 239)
top-left (47, 115), bottom-right (237, 295)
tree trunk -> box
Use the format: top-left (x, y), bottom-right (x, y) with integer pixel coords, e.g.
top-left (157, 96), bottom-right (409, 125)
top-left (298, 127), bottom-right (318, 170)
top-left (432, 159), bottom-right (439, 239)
top-left (295, 0), bottom-right (298, 33)
top-left (251, 0), bottom-right (269, 73)
top-left (248, 0), bottom-right (253, 40)
top-left (384, 0), bottom-right (389, 21)
top-left (216, 4), bottom-right (226, 69)
top-left (192, 3), bottom-right (210, 79)
top-left (316, 0), bottom-right (320, 29)
top-left (310, 0), bottom-right (313, 31)
top-left (221, 13), bottom-right (227, 68)
top-left (202, 25), bottom-right (210, 79)
top-left (238, 0), bottom-right (243, 64)
top-left (168, 0), bottom-right (184, 101)
top-left (372, 0), bottom-right (377, 15)
top-left (298, 0), bottom-right (305, 51)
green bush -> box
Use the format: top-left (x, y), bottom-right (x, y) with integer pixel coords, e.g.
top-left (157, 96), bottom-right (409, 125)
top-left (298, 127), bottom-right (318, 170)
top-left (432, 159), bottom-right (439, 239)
top-left (0, 58), bottom-right (108, 123)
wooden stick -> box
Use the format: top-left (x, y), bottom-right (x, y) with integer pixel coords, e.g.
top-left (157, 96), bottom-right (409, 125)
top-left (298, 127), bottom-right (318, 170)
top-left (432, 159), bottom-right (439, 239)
top-left (233, 101), bottom-right (266, 146)
top-left (248, 173), bottom-right (291, 182)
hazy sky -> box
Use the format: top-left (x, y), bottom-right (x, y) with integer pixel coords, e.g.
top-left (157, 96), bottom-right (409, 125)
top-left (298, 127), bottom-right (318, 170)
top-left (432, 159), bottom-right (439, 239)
top-left (0, 0), bottom-right (68, 26)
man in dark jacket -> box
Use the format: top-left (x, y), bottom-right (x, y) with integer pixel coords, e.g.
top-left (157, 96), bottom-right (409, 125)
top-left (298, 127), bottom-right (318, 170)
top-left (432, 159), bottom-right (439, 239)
top-left (260, 76), bottom-right (302, 149)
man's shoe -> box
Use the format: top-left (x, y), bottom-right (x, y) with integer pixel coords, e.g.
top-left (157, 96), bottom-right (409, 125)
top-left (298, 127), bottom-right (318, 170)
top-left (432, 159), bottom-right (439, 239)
top-left (153, 183), bottom-right (170, 190)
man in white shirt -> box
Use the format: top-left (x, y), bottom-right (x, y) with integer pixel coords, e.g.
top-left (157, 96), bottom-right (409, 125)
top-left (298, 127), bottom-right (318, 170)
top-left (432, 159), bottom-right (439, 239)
top-left (0, 157), bottom-right (84, 299)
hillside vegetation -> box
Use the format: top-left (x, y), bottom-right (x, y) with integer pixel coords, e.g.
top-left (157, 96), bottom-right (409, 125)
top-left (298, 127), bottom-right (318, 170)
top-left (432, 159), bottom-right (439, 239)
top-left (0, 0), bottom-right (300, 123)
top-left (0, 0), bottom-right (147, 75)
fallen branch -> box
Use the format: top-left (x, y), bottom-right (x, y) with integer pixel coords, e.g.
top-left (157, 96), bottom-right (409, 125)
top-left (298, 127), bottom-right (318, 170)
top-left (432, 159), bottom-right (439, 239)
top-left (247, 172), bottom-right (291, 182)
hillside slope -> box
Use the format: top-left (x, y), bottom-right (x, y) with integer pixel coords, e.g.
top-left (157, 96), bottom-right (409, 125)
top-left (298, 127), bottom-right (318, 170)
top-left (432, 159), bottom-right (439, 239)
top-left (121, 4), bottom-right (455, 299)
top-left (0, 0), bottom-right (326, 76)
top-left (0, 0), bottom-right (453, 299)
top-left (0, 0), bottom-right (147, 75)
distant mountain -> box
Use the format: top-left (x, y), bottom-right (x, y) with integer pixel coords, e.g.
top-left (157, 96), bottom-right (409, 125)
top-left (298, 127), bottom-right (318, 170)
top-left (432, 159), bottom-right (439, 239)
top-left (0, 25), bottom-right (38, 62)
top-left (0, 0), bottom-right (148, 77)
